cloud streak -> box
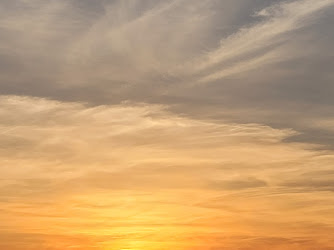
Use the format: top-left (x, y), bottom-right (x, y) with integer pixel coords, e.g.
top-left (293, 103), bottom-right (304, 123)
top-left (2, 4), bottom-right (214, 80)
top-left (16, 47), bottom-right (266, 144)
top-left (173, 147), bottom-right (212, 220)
top-left (193, 0), bottom-right (334, 83)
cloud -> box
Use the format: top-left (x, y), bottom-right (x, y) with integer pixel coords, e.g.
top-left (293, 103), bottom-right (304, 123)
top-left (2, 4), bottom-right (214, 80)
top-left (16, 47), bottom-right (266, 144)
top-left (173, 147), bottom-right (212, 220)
top-left (281, 169), bottom-right (334, 192)
top-left (1, 95), bottom-right (334, 249)
top-left (2, 0), bottom-right (332, 89)
top-left (0, 1), bottom-right (333, 146)
top-left (0, 94), bottom-right (301, 184)
top-left (1, 0), bottom-right (334, 249)
top-left (209, 177), bottom-right (268, 190)
top-left (191, 0), bottom-right (334, 83)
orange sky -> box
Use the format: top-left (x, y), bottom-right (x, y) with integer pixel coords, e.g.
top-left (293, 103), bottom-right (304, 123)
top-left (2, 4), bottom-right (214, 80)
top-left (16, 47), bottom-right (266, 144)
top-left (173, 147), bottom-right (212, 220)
top-left (1, 96), bottom-right (334, 249)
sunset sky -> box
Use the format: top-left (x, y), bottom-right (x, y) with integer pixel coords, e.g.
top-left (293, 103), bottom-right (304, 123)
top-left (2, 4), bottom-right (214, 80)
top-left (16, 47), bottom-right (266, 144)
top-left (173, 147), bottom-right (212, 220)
top-left (1, 0), bottom-right (334, 249)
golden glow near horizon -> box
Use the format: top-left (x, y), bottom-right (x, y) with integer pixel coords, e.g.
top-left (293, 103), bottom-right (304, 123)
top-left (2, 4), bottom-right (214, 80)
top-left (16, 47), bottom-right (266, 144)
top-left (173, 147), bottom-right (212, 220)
top-left (1, 0), bottom-right (334, 249)
top-left (1, 96), bottom-right (334, 249)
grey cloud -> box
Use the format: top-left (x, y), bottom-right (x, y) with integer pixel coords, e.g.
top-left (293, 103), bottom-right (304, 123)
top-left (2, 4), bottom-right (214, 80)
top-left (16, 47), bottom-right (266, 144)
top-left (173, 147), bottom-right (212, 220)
top-left (282, 178), bottom-right (334, 192)
top-left (278, 168), bottom-right (334, 192)
top-left (209, 177), bottom-right (268, 190)
top-left (1, 0), bottom-right (333, 126)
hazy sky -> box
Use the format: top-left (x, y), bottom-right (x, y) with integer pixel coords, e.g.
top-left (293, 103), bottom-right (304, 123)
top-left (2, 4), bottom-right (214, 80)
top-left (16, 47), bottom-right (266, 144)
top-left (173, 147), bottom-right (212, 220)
top-left (1, 0), bottom-right (334, 249)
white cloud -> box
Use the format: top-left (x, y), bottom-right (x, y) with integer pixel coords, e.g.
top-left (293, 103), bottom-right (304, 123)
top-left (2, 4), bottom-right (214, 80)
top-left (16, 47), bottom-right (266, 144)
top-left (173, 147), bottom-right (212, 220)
top-left (190, 0), bottom-right (334, 83)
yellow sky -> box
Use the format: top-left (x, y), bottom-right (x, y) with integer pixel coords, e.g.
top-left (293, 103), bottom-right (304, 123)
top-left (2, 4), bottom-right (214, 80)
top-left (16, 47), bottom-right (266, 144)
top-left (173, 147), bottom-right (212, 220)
top-left (0, 96), bottom-right (334, 249)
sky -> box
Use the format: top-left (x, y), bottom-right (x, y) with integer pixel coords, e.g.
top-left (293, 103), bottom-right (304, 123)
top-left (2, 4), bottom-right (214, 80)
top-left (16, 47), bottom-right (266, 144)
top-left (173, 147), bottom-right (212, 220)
top-left (0, 0), bottom-right (334, 249)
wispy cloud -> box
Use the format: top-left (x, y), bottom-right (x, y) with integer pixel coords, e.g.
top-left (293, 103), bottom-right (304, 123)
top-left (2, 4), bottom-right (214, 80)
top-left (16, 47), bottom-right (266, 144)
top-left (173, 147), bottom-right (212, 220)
top-left (1, 95), bottom-right (334, 249)
top-left (1, 0), bottom-right (334, 249)
top-left (191, 0), bottom-right (334, 83)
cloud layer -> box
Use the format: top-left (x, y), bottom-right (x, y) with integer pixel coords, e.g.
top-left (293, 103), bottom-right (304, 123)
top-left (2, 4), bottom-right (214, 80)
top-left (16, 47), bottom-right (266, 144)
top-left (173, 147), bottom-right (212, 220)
top-left (1, 96), bottom-right (334, 249)
top-left (1, 0), bottom-right (334, 249)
